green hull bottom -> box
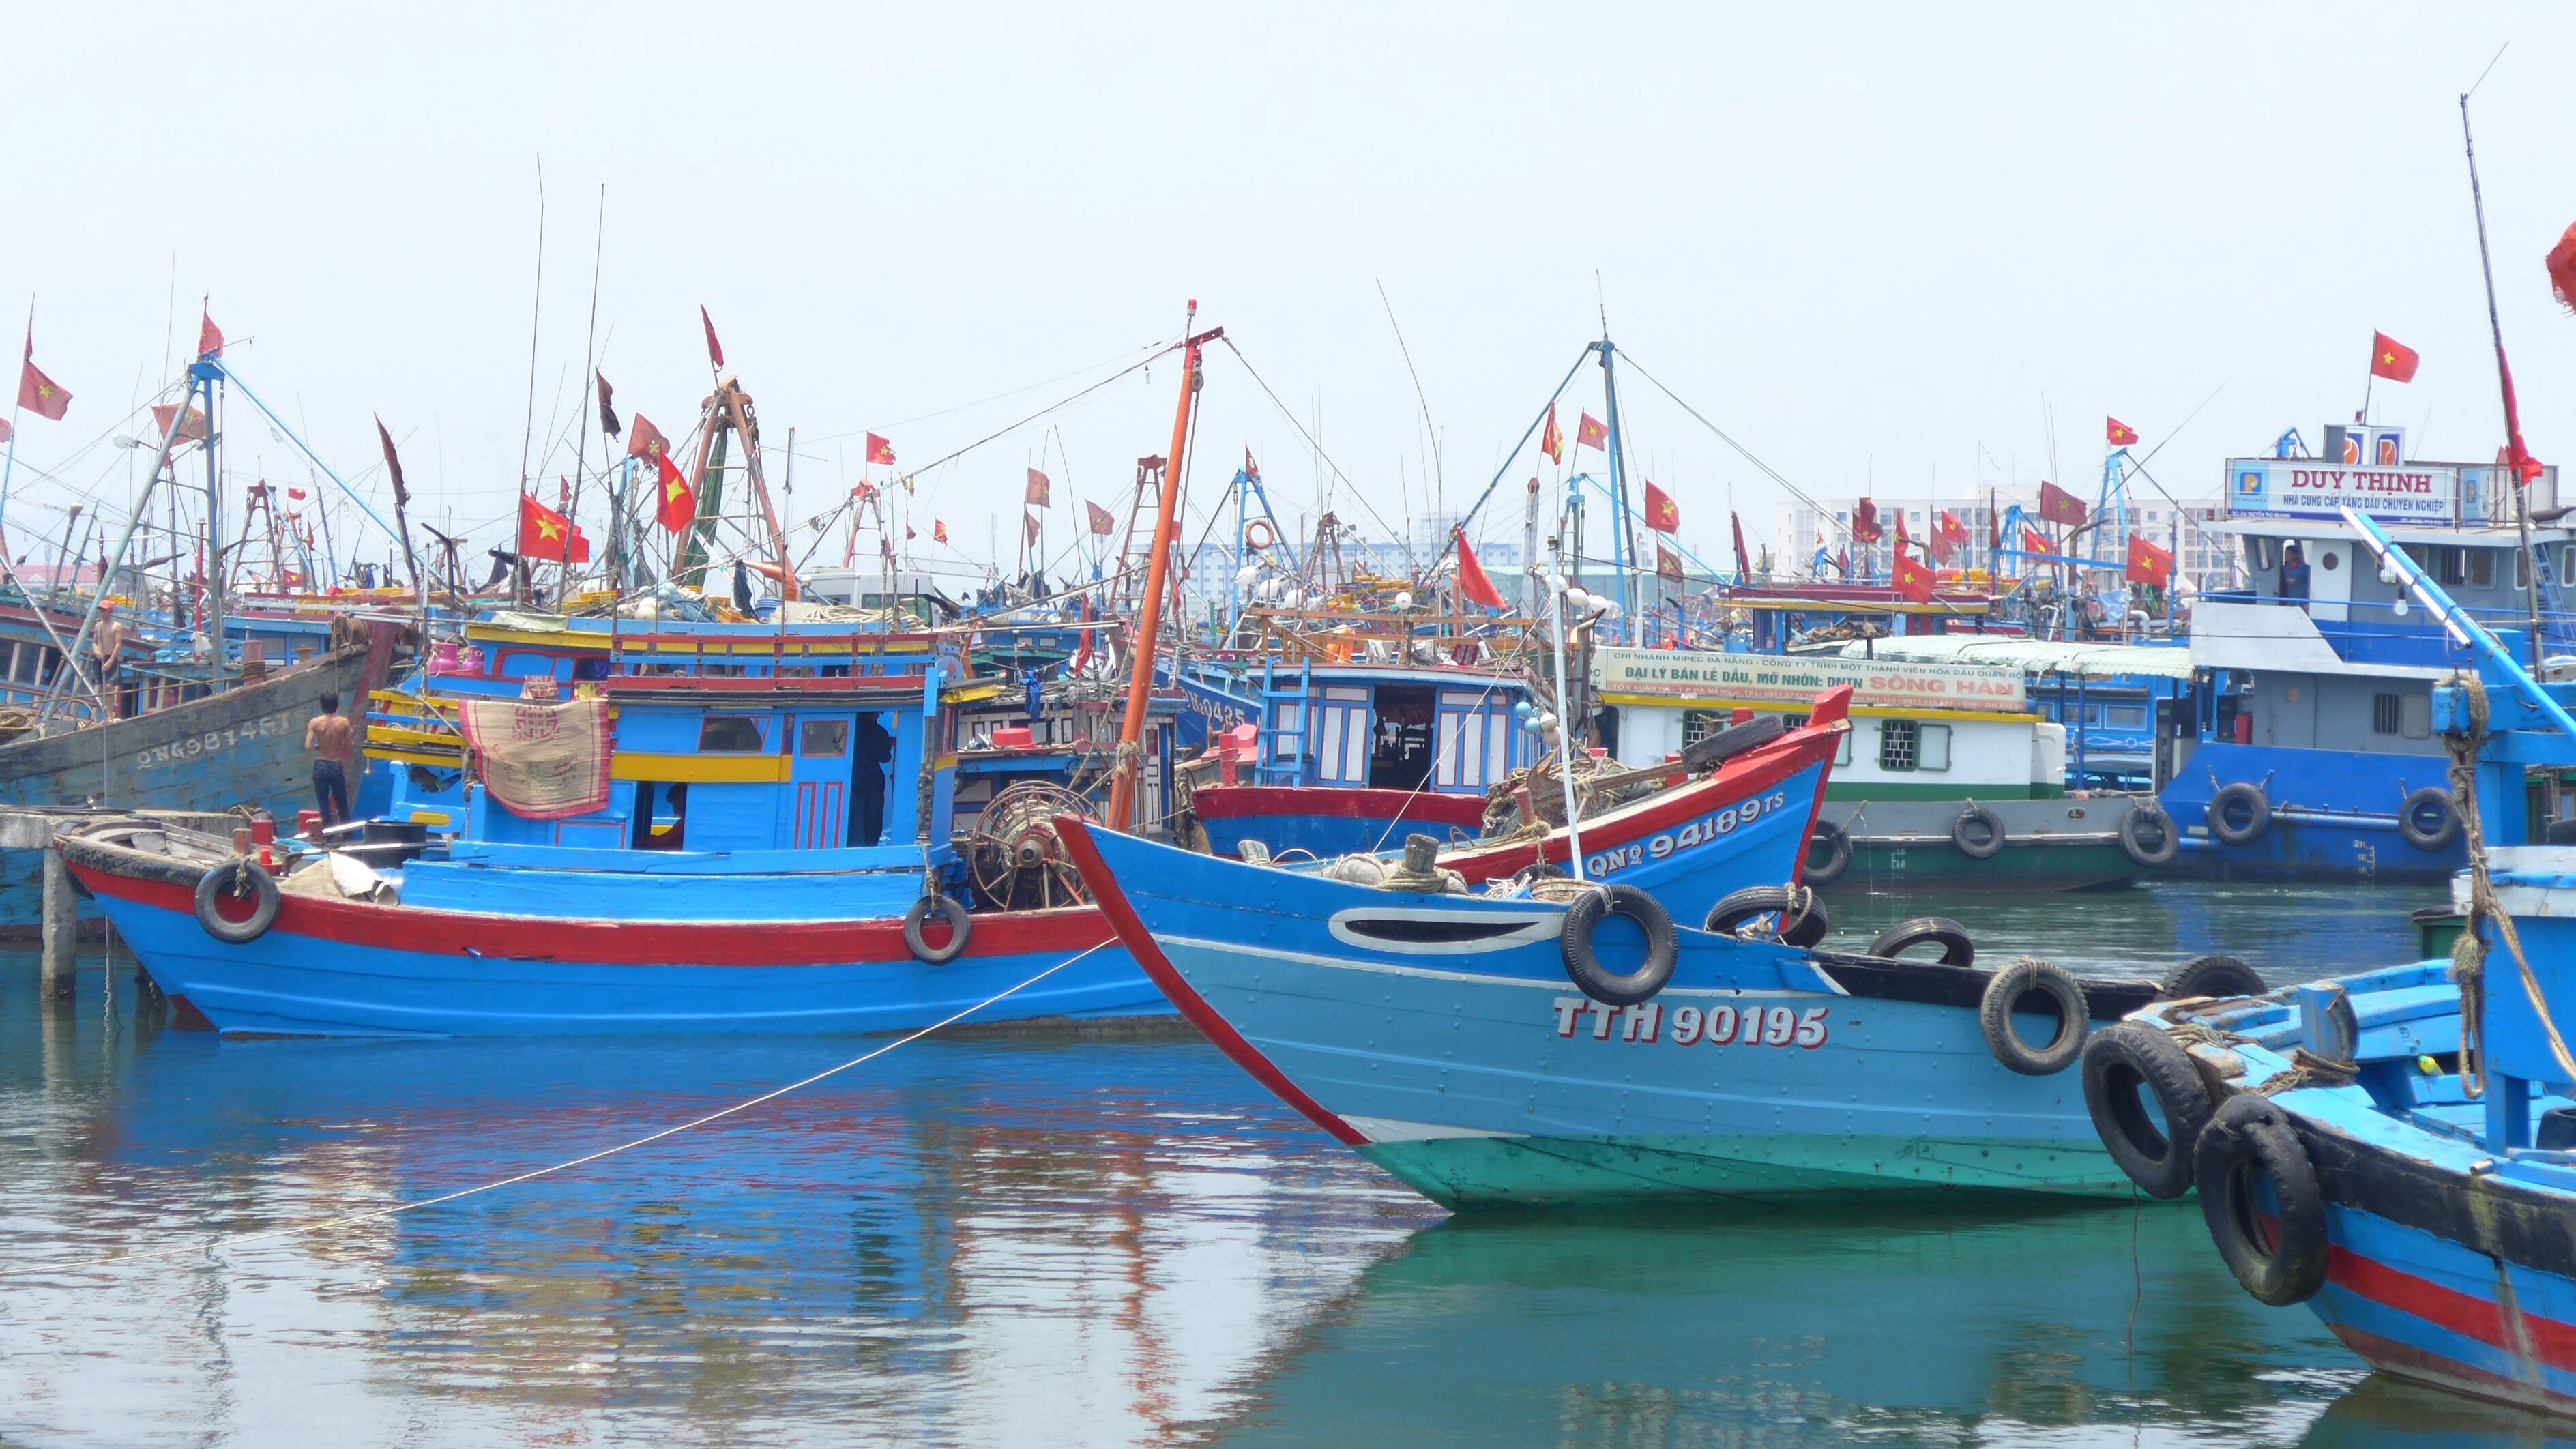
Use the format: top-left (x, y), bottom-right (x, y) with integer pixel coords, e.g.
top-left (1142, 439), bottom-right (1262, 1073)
top-left (1828, 840), bottom-right (2139, 892)
top-left (1355, 1130), bottom-right (2133, 1211)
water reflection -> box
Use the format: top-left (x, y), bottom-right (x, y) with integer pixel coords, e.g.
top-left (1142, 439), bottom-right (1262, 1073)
top-left (0, 877), bottom-right (2553, 1446)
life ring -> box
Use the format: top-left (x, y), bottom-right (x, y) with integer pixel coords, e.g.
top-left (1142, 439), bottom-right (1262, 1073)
top-left (1705, 886), bottom-right (1830, 948)
top-left (1950, 804), bottom-right (2007, 861)
top-left (2195, 1093), bottom-right (2330, 1306)
top-left (1979, 958), bottom-right (2090, 1075)
top-left (1866, 916), bottom-right (1975, 967)
top-left (2207, 782), bottom-right (2271, 846)
top-left (2080, 1023), bottom-right (2214, 1199)
top-left (1244, 518), bottom-right (1276, 551)
top-left (194, 858), bottom-right (282, 944)
top-left (902, 893), bottom-right (973, 965)
top-left (1560, 884), bottom-right (1678, 1006)
top-left (2118, 803), bottom-right (2181, 868)
top-left (1802, 819), bottom-right (1852, 886)
top-left (2397, 786), bottom-right (2463, 853)
top-left (2159, 954), bottom-right (2266, 1001)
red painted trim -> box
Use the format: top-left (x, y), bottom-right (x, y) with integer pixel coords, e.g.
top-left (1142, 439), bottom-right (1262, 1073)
top-left (1056, 820), bottom-right (1370, 1147)
top-left (66, 860), bottom-right (1116, 968)
top-left (1191, 784), bottom-right (1487, 827)
top-left (2329, 1243), bottom-right (2576, 1373)
top-left (1436, 724), bottom-right (1839, 881)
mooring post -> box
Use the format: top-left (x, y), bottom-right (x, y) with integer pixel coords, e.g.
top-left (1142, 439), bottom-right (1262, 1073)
top-left (40, 843), bottom-right (76, 1001)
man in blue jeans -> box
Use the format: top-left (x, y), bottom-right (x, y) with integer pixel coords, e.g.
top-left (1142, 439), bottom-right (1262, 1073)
top-left (305, 690), bottom-right (355, 828)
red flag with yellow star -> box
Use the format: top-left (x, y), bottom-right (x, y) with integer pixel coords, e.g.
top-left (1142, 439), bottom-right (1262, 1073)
top-left (18, 333), bottom-right (69, 420)
top-left (518, 493), bottom-right (591, 563)
top-left (1892, 548), bottom-right (1935, 604)
top-left (1575, 412), bottom-right (1607, 451)
top-left (1643, 482), bottom-right (1678, 533)
top-left (2369, 332), bottom-right (2420, 383)
top-left (866, 433), bottom-right (895, 466)
top-left (654, 452), bottom-right (695, 533)
top-left (1539, 404), bottom-right (1563, 465)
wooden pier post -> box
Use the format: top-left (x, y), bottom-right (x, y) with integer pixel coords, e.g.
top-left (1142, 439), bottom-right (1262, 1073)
top-left (40, 845), bottom-right (76, 1001)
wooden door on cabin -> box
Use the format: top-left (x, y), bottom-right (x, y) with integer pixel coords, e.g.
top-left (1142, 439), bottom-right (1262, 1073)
top-left (785, 712), bottom-right (858, 849)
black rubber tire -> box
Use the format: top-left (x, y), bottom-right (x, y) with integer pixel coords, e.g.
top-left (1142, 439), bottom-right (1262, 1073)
top-left (194, 858), bottom-right (282, 944)
top-left (2208, 782), bottom-right (2272, 846)
top-left (1802, 819), bottom-right (1852, 886)
top-left (2118, 803), bottom-right (2181, 868)
top-left (2160, 954), bottom-right (2266, 1001)
top-left (1866, 916), bottom-right (1976, 968)
top-left (2397, 786), bottom-right (2463, 853)
top-left (902, 893), bottom-right (974, 965)
top-left (2195, 1093), bottom-right (2330, 1306)
top-left (1704, 886), bottom-right (1830, 949)
top-left (1951, 804), bottom-right (2007, 861)
top-left (1560, 884), bottom-right (1678, 1007)
top-left (2081, 1023), bottom-right (2214, 1199)
top-left (1979, 958), bottom-right (2090, 1076)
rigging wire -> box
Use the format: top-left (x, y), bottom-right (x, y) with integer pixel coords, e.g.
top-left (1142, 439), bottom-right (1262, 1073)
top-left (1213, 337), bottom-right (1418, 578)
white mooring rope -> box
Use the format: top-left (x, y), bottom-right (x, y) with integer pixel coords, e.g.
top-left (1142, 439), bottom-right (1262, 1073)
top-left (1, 939), bottom-right (1113, 1281)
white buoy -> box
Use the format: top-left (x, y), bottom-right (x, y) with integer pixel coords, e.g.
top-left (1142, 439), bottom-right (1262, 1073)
top-left (1393, 590), bottom-right (1414, 610)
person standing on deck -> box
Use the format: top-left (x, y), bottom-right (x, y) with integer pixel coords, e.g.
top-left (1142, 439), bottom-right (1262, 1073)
top-left (89, 602), bottom-right (126, 719)
top-left (306, 691), bottom-right (355, 828)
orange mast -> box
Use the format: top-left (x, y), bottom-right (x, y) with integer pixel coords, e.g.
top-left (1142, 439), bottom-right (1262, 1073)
top-left (1107, 305), bottom-right (1220, 832)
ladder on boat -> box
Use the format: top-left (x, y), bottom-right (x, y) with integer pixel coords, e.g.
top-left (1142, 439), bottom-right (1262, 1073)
top-left (2531, 540), bottom-right (2576, 658)
top-left (1255, 656), bottom-right (1314, 785)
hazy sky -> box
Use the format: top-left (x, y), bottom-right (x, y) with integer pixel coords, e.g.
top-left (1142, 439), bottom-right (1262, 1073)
top-left (4, 3), bottom-right (2571, 585)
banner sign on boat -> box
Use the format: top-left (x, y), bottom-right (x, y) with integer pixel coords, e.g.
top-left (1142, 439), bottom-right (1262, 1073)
top-left (2223, 458), bottom-right (2462, 525)
top-left (1591, 648), bottom-right (2026, 712)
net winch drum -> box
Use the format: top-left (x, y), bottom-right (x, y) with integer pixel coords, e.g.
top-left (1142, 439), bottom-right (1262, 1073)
top-left (2459, 847), bottom-right (2576, 1087)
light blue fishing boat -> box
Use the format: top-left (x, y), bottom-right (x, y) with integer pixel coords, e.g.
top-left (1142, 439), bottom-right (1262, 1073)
top-left (2085, 508), bottom-right (2576, 1418)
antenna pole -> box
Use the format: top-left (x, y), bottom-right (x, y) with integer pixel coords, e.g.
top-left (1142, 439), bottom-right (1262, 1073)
top-left (2462, 91), bottom-right (2549, 669)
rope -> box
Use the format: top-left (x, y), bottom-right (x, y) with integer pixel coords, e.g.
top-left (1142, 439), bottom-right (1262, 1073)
top-left (0, 940), bottom-right (1111, 1282)
top-left (2444, 673), bottom-right (2576, 1093)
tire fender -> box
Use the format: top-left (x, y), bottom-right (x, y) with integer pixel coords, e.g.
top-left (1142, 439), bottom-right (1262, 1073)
top-left (1705, 886), bottom-right (1830, 948)
top-left (2207, 782), bottom-right (2272, 847)
top-left (1802, 819), bottom-right (1852, 886)
top-left (2081, 1023), bottom-right (2214, 1199)
top-left (1979, 957), bottom-right (2090, 1076)
top-left (194, 858), bottom-right (282, 944)
top-left (2195, 1093), bottom-right (2330, 1306)
top-left (2397, 786), bottom-right (2463, 853)
top-left (1560, 884), bottom-right (1678, 1007)
top-left (902, 893), bottom-right (974, 965)
top-left (1866, 916), bottom-right (1976, 967)
top-left (2160, 954), bottom-right (2266, 1001)
top-left (1951, 803), bottom-right (2006, 861)
top-left (2118, 803), bottom-right (2181, 868)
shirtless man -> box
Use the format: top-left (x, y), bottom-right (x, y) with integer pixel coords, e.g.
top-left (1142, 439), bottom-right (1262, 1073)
top-left (306, 691), bottom-right (355, 828)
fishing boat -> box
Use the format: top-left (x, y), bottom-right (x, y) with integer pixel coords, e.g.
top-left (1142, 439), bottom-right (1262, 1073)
top-left (2083, 509), bottom-right (2576, 1416)
top-left (1592, 645), bottom-right (2173, 891)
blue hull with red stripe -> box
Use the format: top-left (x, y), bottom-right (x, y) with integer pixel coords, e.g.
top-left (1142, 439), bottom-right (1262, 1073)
top-left (59, 832), bottom-right (1149, 1037)
top-left (1193, 783), bottom-right (1489, 860)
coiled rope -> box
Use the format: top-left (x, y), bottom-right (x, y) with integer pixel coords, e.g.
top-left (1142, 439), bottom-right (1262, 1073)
top-left (2444, 674), bottom-right (2576, 1095)
top-left (1, 939), bottom-right (1112, 1282)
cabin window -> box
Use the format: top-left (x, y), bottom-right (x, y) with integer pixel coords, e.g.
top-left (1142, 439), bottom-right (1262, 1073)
top-left (2375, 692), bottom-right (2432, 740)
top-left (1879, 720), bottom-right (1918, 771)
top-left (2563, 548), bottom-right (2576, 589)
top-left (697, 716), bottom-right (767, 752)
top-left (3, 643), bottom-right (24, 684)
top-left (1835, 728), bottom-right (1852, 767)
top-left (2435, 547), bottom-right (2467, 587)
top-left (2470, 549), bottom-right (2498, 589)
top-left (1681, 710), bottom-right (1728, 746)
top-left (800, 720), bottom-right (851, 757)
top-left (1916, 722), bottom-right (1952, 770)
top-left (2244, 536), bottom-right (2277, 572)
top-left (2105, 705), bottom-right (2146, 729)
top-left (2371, 693), bottom-right (2401, 735)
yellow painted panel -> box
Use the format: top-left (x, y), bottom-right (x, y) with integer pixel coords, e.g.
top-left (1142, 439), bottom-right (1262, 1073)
top-left (1597, 692), bottom-right (2038, 724)
top-left (609, 751), bottom-right (790, 784)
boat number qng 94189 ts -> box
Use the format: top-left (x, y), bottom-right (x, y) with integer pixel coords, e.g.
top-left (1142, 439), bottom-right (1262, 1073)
top-left (1583, 790), bottom-right (1791, 877)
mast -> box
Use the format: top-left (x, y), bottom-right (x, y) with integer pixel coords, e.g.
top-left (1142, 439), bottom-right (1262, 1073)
top-left (2461, 92), bottom-right (2548, 670)
top-left (1600, 335), bottom-right (1636, 642)
top-left (1107, 304), bottom-right (1220, 833)
top-left (202, 364), bottom-right (225, 687)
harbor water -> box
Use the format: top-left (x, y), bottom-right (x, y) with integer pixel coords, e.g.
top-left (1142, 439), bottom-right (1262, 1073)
top-left (3, 877), bottom-right (2566, 1446)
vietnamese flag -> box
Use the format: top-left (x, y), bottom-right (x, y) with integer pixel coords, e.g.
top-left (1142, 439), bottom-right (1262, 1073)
top-left (2105, 417), bottom-right (2139, 446)
top-left (1575, 411), bottom-right (1608, 452)
top-left (627, 413), bottom-right (670, 462)
top-left (2037, 480), bottom-right (2088, 527)
top-left (1850, 498), bottom-right (1884, 544)
top-left (654, 451), bottom-right (695, 533)
top-left (1086, 500), bottom-right (1115, 536)
top-left (1894, 509), bottom-right (1912, 551)
top-left (1933, 510), bottom-right (1967, 566)
top-left (1025, 467), bottom-right (1051, 507)
top-left (1452, 526), bottom-right (1506, 609)
top-left (866, 432), bottom-right (896, 466)
top-left (1892, 548), bottom-right (1935, 604)
top-left (1643, 481), bottom-right (1679, 533)
top-left (518, 493), bottom-right (591, 563)
top-left (2126, 533), bottom-right (2174, 586)
top-left (2369, 331), bottom-right (2420, 383)
top-left (2023, 525), bottom-right (2055, 556)
top-left (18, 333), bottom-right (69, 420)
top-left (699, 305), bottom-right (725, 368)
top-left (1539, 403), bottom-right (1564, 465)
top-left (1656, 542), bottom-right (1686, 583)
top-left (198, 310), bottom-right (224, 359)
top-left (1987, 491), bottom-right (2001, 554)
top-left (933, 519), bottom-right (948, 544)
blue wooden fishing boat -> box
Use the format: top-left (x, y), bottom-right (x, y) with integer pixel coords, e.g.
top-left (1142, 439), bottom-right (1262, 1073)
top-left (1058, 682), bottom-right (2227, 1209)
top-left (2085, 509), bottom-right (2576, 1417)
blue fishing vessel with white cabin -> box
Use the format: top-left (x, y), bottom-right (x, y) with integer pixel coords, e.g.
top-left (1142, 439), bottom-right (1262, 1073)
top-left (2088, 509), bottom-right (2576, 1418)
top-left (2153, 430), bottom-right (2566, 881)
